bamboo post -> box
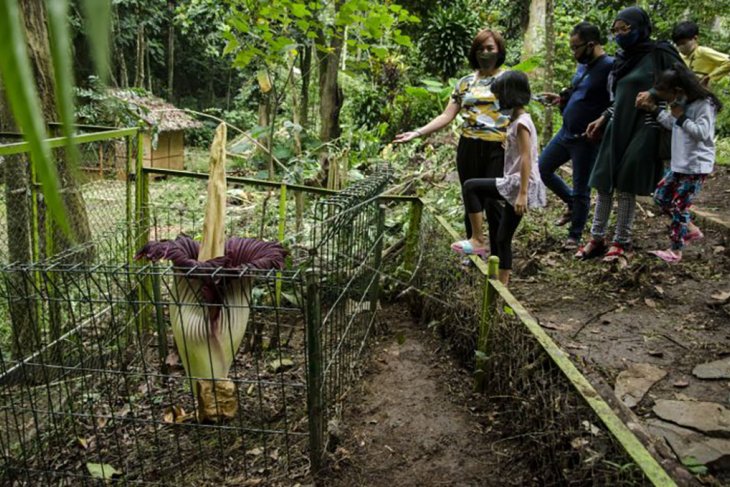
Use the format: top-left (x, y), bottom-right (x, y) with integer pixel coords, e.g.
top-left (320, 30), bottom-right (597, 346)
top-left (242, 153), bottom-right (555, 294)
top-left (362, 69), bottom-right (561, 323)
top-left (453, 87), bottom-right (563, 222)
top-left (402, 199), bottom-right (423, 275)
top-left (305, 269), bottom-right (324, 476)
top-left (474, 255), bottom-right (499, 393)
top-left (134, 129), bottom-right (153, 331)
top-left (275, 184), bottom-right (287, 307)
top-left (369, 205), bottom-right (386, 317)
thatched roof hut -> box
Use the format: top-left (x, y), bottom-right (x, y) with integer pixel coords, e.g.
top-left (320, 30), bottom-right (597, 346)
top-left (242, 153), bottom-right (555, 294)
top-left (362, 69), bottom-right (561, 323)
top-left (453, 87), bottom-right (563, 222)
top-left (111, 91), bottom-right (202, 171)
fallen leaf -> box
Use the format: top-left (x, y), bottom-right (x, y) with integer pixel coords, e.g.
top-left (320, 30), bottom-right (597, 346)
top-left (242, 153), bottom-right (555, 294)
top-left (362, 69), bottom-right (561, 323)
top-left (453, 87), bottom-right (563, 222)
top-left (713, 246), bottom-right (725, 255)
top-left (654, 285), bottom-right (664, 296)
top-left (566, 343), bottom-right (588, 351)
top-left (384, 445), bottom-right (395, 453)
top-left (78, 437), bottom-right (89, 449)
top-left (540, 321), bottom-right (572, 332)
top-left (165, 352), bottom-right (180, 367)
top-left (246, 447), bottom-right (264, 457)
top-left (97, 416), bottom-right (108, 429)
top-left (116, 404), bottom-right (131, 418)
top-left (571, 437), bottom-right (589, 449)
top-left (673, 380), bottom-right (689, 388)
top-left (86, 462), bottom-right (121, 480)
top-left (246, 383), bottom-right (256, 395)
top-left (644, 298), bottom-right (657, 309)
top-left (710, 291), bottom-right (730, 303)
top-left (268, 358), bottom-right (295, 373)
top-left (242, 479), bottom-right (263, 486)
top-left (163, 405), bottom-right (187, 424)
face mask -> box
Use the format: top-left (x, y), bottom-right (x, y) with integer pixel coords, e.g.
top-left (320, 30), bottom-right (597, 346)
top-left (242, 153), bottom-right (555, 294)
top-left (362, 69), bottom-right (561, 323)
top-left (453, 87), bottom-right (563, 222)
top-left (615, 30), bottom-right (640, 50)
top-left (577, 44), bottom-right (595, 64)
top-left (677, 42), bottom-right (695, 56)
top-left (477, 52), bottom-right (498, 69)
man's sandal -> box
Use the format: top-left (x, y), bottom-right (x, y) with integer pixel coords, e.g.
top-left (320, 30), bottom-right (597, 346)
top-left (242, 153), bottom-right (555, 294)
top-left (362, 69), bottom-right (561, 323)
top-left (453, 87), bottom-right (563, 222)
top-left (574, 238), bottom-right (607, 260)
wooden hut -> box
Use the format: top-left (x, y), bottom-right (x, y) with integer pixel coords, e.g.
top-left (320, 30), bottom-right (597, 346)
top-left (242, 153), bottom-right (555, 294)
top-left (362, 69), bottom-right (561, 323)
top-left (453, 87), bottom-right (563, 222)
top-left (111, 91), bottom-right (202, 171)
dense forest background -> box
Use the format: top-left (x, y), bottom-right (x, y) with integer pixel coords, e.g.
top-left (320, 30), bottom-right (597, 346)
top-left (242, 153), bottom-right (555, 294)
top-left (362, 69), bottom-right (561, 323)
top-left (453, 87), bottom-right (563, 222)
top-left (60, 0), bottom-right (730, 186)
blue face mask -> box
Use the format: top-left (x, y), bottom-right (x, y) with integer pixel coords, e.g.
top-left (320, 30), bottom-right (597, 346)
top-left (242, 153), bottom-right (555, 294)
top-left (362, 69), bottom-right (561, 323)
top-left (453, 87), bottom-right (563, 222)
top-left (615, 30), bottom-right (640, 50)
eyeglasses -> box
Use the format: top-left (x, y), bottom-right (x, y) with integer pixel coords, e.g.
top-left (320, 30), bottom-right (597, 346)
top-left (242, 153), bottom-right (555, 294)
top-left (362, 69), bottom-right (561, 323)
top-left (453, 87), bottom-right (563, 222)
top-left (569, 43), bottom-right (587, 52)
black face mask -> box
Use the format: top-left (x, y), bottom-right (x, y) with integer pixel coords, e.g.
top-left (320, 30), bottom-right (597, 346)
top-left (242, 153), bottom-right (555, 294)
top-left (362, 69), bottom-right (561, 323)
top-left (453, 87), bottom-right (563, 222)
top-left (577, 44), bottom-right (595, 64)
top-left (477, 52), bottom-right (498, 69)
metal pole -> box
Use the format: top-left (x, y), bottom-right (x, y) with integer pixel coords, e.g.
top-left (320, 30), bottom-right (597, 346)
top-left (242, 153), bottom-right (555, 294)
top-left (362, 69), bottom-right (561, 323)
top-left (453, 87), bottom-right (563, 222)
top-left (474, 255), bottom-right (499, 392)
top-left (369, 205), bottom-right (386, 318)
top-left (305, 269), bottom-right (324, 476)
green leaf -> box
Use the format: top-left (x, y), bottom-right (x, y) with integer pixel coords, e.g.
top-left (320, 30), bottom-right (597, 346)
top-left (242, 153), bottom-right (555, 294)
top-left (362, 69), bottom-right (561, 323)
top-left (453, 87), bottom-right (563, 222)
top-left (291, 3), bottom-right (309, 18)
top-left (45, 0), bottom-right (80, 168)
top-left (80, 0), bottom-right (111, 83)
top-left (86, 462), bottom-right (121, 479)
top-left (681, 456), bottom-right (709, 475)
top-left (511, 55), bottom-right (543, 73)
top-left (0, 0), bottom-right (68, 235)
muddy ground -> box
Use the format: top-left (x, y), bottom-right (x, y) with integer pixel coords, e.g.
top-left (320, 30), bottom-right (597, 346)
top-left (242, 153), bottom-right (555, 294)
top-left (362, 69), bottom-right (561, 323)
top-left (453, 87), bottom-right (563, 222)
top-left (507, 164), bottom-right (730, 484)
top-left (322, 308), bottom-right (527, 487)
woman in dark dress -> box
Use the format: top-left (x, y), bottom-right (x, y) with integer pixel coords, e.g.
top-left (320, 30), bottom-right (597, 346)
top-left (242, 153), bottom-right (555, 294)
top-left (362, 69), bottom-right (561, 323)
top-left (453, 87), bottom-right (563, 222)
top-left (579, 7), bottom-right (683, 263)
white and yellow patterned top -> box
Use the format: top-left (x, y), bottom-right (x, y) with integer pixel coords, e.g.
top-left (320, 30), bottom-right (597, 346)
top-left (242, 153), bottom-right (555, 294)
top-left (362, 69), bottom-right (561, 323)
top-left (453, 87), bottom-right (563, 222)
top-left (451, 71), bottom-right (511, 142)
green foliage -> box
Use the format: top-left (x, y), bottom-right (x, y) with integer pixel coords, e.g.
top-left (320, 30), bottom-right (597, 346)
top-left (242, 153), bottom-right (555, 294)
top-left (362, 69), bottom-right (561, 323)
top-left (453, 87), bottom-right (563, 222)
top-left (419, 0), bottom-right (481, 80)
top-left (713, 77), bottom-right (730, 138)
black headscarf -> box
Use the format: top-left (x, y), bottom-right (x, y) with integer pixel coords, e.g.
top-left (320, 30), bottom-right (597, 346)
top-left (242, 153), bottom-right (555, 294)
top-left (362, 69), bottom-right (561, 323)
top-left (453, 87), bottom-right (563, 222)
top-left (610, 6), bottom-right (655, 92)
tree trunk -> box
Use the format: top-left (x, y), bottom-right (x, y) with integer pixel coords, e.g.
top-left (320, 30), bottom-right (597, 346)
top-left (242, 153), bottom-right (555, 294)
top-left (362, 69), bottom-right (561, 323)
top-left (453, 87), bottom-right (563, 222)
top-left (0, 80), bottom-right (38, 361)
top-left (167, 0), bottom-right (175, 99)
top-left (542, 0), bottom-right (555, 145)
top-left (135, 23), bottom-right (145, 88)
top-left (523, 0), bottom-right (546, 60)
top-left (317, 7), bottom-right (345, 185)
top-left (299, 42), bottom-right (312, 131)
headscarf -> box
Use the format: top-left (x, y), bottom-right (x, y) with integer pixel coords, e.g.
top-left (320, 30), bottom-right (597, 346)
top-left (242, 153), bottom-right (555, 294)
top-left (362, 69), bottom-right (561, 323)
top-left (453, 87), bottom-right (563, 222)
top-left (610, 7), bottom-right (655, 92)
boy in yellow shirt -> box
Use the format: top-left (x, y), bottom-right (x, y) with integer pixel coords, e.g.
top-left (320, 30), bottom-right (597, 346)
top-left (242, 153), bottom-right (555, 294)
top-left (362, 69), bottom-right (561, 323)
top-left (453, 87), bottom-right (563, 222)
top-left (672, 21), bottom-right (730, 86)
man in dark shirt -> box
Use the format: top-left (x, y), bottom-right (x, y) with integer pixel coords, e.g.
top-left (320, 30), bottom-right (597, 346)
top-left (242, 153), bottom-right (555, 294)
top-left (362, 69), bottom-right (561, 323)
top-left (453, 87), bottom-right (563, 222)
top-left (538, 22), bottom-right (614, 250)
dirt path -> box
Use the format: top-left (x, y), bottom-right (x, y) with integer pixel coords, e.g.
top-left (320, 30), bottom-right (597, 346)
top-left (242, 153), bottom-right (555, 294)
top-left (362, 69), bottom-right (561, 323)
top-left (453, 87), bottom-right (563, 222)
top-left (324, 308), bottom-right (506, 487)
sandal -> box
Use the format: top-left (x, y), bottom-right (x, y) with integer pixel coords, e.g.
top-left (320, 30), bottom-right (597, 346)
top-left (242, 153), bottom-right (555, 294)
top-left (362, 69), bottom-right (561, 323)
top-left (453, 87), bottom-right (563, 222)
top-left (648, 249), bottom-right (682, 263)
top-left (554, 211), bottom-right (572, 227)
top-left (561, 237), bottom-right (579, 251)
top-left (451, 240), bottom-right (488, 258)
top-left (574, 238), bottom-right (607, 260)
top-left (602, 242), bottom-right (631, 263)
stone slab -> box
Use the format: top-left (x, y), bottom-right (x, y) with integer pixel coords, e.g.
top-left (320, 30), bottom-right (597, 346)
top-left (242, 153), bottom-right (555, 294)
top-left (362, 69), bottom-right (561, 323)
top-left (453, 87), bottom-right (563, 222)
top-left (653, 400), bottom-right (730, 438)
top-left (693, 357), bottom-right (730, 380)
top-left (647, 419), bottom-right (730, 471)
top-left (614, 363), bottom-right (667, 408)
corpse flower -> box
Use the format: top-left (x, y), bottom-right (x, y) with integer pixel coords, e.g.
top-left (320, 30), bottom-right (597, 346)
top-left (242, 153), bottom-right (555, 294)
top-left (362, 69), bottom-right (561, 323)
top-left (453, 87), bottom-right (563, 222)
top-left (134, 123), bottom-right (286, 422)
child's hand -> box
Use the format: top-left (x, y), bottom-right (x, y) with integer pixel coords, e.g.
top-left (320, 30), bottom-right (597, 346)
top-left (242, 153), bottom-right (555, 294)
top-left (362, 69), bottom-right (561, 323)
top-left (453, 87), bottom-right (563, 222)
top-left (515, 193), bottom-right (528, 216)
top-left (635, 91), bottom-right (656, 111)
top-left (670, 103), bottom-right (684, 118)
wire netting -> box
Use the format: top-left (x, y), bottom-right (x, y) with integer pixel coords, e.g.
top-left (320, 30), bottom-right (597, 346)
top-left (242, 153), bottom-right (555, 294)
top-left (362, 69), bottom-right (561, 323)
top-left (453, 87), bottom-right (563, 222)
top-left (310, 171), bottom-right (390, 457)
top-left (407, 206), bottom-right (655, 485)
top-left (0, 208), bottom-right (310, 485)
top-left (0, 131), bottom-right (134, 265)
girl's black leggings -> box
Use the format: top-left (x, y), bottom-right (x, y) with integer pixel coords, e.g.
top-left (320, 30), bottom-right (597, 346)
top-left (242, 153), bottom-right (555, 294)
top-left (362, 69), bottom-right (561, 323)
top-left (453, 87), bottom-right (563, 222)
top-left (463, 178), bottom-right (522, 270)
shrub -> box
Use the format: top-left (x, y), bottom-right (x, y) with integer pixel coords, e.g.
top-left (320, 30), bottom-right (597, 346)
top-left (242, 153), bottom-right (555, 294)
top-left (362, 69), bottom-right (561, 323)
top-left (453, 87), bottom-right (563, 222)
top-left (419, 0), bottom-right (482, 80)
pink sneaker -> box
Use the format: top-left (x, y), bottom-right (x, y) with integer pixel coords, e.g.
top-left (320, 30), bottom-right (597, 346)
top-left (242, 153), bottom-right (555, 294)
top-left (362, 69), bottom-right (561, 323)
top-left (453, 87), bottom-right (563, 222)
top-left (685, 228), bottom-right (704, 244)
top-left (648, 249), bottom-right (682, 263)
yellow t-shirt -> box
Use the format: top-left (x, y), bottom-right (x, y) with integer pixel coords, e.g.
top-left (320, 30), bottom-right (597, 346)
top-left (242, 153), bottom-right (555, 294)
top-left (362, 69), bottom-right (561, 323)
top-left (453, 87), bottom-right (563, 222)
top-left (451, 72), bottom-right (510, 142)
top-left (681, 45), bottom-right (730, 81)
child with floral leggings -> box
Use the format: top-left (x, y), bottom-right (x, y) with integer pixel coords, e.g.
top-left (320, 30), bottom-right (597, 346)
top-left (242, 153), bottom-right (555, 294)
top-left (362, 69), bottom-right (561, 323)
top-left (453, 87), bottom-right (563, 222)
top-left (636, 62), bottom-right (722, 262)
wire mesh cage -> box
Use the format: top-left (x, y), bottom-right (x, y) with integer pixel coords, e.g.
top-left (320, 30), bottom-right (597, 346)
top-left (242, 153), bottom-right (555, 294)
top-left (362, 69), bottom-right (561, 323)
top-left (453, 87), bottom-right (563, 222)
top-left (0, 214), bottom-right (310, 485)
top-left (0, 128), bottom-right (135, 265)
top-left (407, 206), bottom-right (657, 485)
top-left (0, 142), bottom-right (392, 484)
